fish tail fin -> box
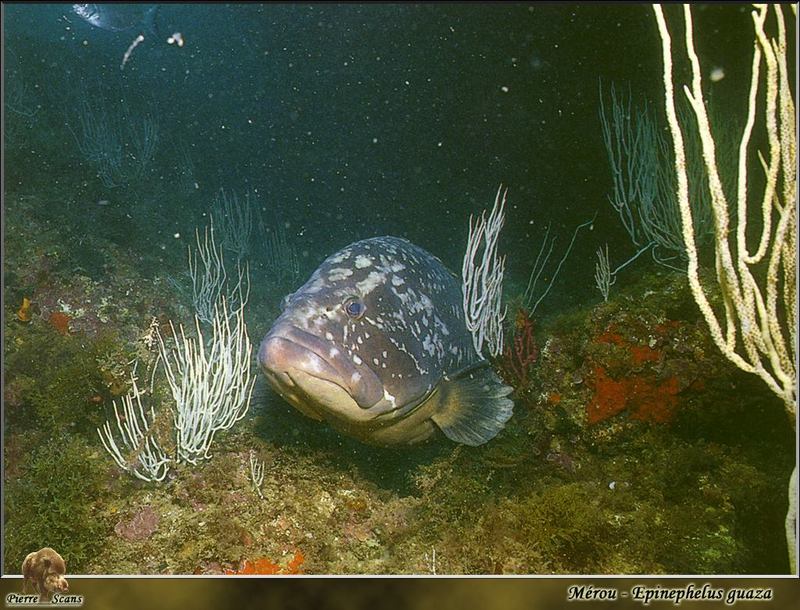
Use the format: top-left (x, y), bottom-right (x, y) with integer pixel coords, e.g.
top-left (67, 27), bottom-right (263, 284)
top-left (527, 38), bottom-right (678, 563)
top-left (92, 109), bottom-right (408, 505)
top-left (430, 364), bottom-right (514, 446)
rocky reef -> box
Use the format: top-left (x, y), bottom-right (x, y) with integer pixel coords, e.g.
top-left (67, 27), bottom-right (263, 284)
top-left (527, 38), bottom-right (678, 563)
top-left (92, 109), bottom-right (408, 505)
top-left (3, 187), bottom-right (793, 575)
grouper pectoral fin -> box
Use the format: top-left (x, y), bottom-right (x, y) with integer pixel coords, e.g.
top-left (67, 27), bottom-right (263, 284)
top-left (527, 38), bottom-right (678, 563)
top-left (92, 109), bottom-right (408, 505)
top-left (429, 363), bottom-right (514, 446)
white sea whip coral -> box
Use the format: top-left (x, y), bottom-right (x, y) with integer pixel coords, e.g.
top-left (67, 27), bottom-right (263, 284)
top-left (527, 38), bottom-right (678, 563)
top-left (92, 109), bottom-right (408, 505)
top-left (188, 222), bottom-right (227, 326)
top-left (462, 185), bottom-right (508, 358)
top-left (654, 3), bottom-right (796, 572)
top-left (97, 373), bottom-right (171, 483)
top-left (158, 296), bottom-right (255, 465)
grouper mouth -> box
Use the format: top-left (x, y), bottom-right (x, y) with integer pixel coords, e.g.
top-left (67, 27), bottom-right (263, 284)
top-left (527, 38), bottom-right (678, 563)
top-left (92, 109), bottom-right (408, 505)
top-left (258, 324), bottom-right (389, 422)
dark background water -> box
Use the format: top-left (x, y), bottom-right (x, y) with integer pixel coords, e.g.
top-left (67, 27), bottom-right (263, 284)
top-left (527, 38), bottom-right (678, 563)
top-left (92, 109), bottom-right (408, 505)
top-left (3, 2), bottom-right (760, 314)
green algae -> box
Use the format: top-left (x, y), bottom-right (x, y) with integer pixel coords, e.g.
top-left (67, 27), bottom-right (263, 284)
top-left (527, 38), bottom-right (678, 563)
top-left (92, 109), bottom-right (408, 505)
top-left (4, 435), bottom-right (112, 573)
top-left (4, 323), bottom-right (137, 439)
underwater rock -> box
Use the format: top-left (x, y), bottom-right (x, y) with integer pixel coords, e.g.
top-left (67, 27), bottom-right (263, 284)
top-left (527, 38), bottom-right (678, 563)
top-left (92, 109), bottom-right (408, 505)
top-left (114, 505), bottom-right (160, 542)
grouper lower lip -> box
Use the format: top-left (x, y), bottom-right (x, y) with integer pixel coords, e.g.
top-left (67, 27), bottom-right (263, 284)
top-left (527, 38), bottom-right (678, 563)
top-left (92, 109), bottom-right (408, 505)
top-left (258, 324), bottom-right (385, 410)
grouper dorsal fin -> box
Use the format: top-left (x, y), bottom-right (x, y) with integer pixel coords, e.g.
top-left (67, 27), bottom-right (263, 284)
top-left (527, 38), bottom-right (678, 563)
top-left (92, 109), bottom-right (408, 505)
top-left (429, 363), bottom-right (514, 446)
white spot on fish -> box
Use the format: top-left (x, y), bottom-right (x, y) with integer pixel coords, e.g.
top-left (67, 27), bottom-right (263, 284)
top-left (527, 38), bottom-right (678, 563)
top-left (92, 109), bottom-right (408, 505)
top-left (383, 388), bottom-right (397, 408)
top-left (304, 354), bottom-right (323, 374)
top-left (353, 354), bottom-right (362, 365)
top-left (355, 255), bottom-right (372, 269)
top-left (328, 267), bottom-right (353, 281)
top-left (356, 271), bottom-right (386, 295)
top-left (305, 278), bottom-right (326, 293)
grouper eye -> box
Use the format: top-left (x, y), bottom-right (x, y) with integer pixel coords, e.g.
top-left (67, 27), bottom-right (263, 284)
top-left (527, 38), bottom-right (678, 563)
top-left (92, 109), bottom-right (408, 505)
top-left (344, 298), bottom-right (366, 319)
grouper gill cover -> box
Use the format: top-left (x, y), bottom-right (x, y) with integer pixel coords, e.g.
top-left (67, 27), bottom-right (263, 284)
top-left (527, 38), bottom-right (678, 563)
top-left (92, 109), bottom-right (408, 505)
top-left (258, 236), bottom-right (514, 446)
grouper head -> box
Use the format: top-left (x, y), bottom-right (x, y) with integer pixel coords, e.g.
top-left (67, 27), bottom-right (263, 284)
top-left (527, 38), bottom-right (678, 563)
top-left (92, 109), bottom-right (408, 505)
top-left (258, 236), bottom-right (481, 444)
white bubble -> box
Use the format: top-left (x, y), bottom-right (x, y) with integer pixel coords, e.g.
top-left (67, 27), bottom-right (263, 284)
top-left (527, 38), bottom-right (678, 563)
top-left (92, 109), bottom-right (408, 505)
top-left (167, 32), bottom-right (185, 47)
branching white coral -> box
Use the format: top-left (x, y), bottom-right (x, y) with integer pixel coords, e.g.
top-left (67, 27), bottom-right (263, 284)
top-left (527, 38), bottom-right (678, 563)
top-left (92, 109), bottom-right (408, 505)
top-left (462, 185), bottom-right (507, 358)
top-left (158, 296), bottom-right (255, 465)
top-left (97, 374), bottom-right (171, 483)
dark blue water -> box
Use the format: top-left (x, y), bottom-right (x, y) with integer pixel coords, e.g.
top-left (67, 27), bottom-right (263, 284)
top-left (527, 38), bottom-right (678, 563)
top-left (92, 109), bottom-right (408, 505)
top-left (3, 3), bottom-right (758, 313)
